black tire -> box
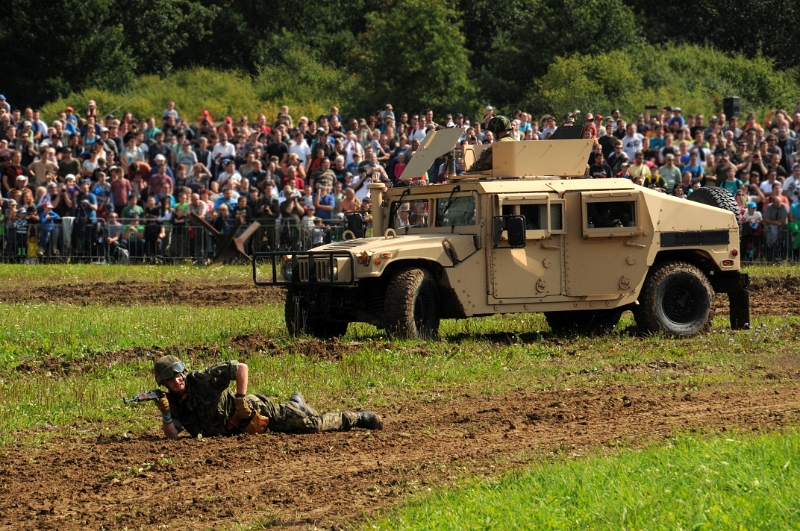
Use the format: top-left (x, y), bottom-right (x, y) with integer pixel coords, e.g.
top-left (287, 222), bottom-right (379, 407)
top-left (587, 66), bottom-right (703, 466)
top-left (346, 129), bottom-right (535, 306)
top-left (687, 186), bottom-right (739, 221)
top-left (544, 309), bottom-right (623, 336)
top-left (635, 261), bottom-right (714, 337)
top-left (383, 268), bottom-right (440, 339)
top-left (284, 295), bottom-right (349, 339)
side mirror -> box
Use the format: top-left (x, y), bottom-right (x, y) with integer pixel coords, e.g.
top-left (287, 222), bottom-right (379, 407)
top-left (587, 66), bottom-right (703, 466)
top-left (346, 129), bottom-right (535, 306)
top-left (507, 216), bottom-right (526, 248)
top-left (493, 215), bottom-right (526, 248)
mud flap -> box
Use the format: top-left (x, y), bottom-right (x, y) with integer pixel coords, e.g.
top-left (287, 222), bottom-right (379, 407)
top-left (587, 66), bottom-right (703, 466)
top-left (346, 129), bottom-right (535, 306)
top-left (727, 275), bottom-right (750, 330)
top-left (710, 272), bottom-right (750, 330)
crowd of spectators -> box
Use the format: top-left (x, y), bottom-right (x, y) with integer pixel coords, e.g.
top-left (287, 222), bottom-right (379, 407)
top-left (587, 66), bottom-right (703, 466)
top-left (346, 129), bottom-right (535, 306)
top-left (0, 95), bottom-right (798, 261)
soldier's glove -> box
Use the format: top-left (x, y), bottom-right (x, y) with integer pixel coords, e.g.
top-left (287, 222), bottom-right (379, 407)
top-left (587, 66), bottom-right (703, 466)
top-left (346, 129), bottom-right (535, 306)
top-left (227, 395), bottom-right (254, 431)
top-left (234, 396), bottom-right (253, 417)
top-left (243, 412), bottom-right (270, 435)
top-left (155, 396), bottom-right (170, 414)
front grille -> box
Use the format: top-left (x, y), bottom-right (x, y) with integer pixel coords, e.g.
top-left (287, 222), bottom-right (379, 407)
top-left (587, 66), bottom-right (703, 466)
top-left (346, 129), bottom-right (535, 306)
top-left (298, 261), bottom-right (310, 282)
top-left (253, 251), bottom-right (355, 286)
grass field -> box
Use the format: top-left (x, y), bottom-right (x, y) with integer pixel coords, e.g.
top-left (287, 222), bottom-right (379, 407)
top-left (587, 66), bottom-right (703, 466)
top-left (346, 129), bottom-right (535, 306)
top-left (0, 262), bottom-right (798, 529)
top-left (366, 429), bottom-right (800, 530)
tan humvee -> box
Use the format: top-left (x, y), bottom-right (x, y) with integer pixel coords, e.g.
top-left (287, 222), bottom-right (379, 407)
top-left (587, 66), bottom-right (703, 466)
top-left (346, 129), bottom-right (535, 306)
top-left (254, 128), bottom-right (749, 339)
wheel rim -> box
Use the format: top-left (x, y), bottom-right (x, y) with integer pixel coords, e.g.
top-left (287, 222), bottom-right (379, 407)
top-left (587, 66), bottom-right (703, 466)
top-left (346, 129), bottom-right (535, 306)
top-left (663, 284), bottom-right (697, 323)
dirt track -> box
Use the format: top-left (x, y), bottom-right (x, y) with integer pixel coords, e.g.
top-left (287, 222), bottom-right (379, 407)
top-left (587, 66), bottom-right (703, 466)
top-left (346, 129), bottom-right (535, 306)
top-left (0, 275), bottom-right (797, 315)
top-left (0, 384), bottom-right (797, 530)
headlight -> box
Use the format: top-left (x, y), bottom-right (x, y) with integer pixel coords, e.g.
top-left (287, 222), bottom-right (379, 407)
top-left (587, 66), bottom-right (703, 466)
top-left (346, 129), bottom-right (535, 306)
top-left (357, 251), bottom-right (372, 266)
top-left (331, 264), bottom-right (338, 280)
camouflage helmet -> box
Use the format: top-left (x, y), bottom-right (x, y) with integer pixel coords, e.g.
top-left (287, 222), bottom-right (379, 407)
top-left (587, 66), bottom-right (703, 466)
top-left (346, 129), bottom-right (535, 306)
top-left (487, 115), bottom-right (512, 135)
top-left (153, 355), bottom-right (186, 385)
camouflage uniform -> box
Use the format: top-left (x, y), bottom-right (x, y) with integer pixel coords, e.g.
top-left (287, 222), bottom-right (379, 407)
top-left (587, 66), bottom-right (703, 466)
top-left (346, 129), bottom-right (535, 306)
top-left (470, 115), bottom-right (516, 172)
top-left (165, 361), bottom-right (358, 437)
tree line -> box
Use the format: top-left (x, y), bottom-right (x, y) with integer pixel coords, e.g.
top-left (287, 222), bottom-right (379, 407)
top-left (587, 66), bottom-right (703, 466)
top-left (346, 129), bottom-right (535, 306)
top-left (3, 0), bottom-right (799, 119)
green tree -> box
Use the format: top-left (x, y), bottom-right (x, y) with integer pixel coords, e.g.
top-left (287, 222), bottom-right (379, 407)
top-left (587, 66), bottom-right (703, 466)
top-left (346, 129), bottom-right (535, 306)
top-left (353, 0), bottom-right (474, 115)
top-left (0, 0), bottom-right (134, 108)
top-left (467, 0), bottom-right (641, 110)
top-left (624, 0), bottom-right (800, 71)
top-left (533, 44), bottom-right (800, 121)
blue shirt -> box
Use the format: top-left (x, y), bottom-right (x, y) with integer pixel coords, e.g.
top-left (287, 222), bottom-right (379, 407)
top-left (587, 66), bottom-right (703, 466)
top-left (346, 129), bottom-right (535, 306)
top-left (39, 211), bottom-right (60, 231)
top-left (214, 196), bottom-right (238, 213)
top-left (79, 192), bottom-right (98, 220)
top-left (315, 193), bottom-right (334, 220)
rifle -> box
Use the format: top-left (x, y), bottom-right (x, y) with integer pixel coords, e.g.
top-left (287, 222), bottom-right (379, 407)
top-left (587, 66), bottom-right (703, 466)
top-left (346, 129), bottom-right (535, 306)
top-left (123, 389), bottom-right (164, 404)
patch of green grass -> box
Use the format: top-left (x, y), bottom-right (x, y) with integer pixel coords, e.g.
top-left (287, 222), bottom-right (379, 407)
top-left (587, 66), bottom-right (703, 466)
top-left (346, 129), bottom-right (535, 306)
top-left (0, 264), bottom-right (253, 289)
top-left (743, 262), bottom-right (800, 279)
top-left (0, 303), bottom-right (283, 370)
top-left (366, 429), bottom-right (800, 530)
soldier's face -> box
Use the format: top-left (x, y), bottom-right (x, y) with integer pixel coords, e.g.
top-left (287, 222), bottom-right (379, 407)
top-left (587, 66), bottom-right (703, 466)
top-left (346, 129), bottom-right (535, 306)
top-left (164, 373), bottom-right (186, 392)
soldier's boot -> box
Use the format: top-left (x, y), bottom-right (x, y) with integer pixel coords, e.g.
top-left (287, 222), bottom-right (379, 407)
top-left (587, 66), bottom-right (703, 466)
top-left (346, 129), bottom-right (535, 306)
top-left (356, 411), bottom-right (383, 430)
top-left (289, 392), bottom-right (319, 417)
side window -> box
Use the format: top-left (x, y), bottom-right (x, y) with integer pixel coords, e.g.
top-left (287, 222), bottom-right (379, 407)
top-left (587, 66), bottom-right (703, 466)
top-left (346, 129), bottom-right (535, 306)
top-left (436, 196), bottom-right (476, 227)
top-left (390, 199), bottom-right (429, 229)
top-left (586, 201), bottom-right (636, 229)
top-left (550, 203), bottom-right (563, 231)
top-left (518, 204), bottom-right (544, 230)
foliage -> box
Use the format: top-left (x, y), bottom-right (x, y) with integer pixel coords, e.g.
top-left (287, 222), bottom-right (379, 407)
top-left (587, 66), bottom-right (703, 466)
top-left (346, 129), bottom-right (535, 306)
top-left (353, 0), bottom-right (475, 116)
top-left (464, 0), bottom-right (641, 110)
top-left (534, 43), bottom-right (800, 121)
top-left (624, 0), bottom-right (800, 72)
top-left (39, 61), bottom-right (354, 124)
top-left (367, 429), bottom-right (800, 530)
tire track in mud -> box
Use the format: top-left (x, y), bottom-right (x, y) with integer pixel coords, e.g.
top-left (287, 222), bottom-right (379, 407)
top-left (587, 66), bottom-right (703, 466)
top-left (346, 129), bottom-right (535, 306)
top-left (0, 384), bottom-right (797, 530)
top-left (0, 276), bottom-right (796, 316)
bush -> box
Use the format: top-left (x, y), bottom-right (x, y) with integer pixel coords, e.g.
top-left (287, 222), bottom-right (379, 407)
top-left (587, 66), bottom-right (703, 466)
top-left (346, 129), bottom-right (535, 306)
top-left (40, 52), bottom-right (356, 124)
top-left (532, 43), bottom-right (800, 121)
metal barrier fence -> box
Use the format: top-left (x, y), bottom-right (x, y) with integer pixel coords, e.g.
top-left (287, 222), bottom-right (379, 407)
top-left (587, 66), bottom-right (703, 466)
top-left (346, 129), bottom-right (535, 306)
top-left (0, 217), bottom-right (375, 264)
top-left (0, 217), bottom-right (796, 264)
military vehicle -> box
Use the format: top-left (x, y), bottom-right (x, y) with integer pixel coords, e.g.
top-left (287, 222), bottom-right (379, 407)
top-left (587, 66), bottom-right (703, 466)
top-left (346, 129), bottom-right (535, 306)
top-left (253, 128), bottom-right (749, 339)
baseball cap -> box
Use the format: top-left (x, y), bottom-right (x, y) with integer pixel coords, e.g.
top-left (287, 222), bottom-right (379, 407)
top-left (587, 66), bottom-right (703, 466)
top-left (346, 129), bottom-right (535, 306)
top-left (47, 182), bottom-right (57, 188)
top-left (621, 162), bottom-right (631, 167)
top-left (23, 121), bottom-right (31, 127)
top-left (747, 201), bottom-right (757, 208)
top-left (485, 106), bottom-right (493, 112)
top-left (65, 174), bottom-right (76, 181)
top-left (100, 127), bottom-right (109, 132)
top-left (83, 179), bottom-right (92, 185)
top-left (7, 199), bottom-right (16, 206)
top-left (595, 114), bottom-right (603, 120)
top-left (665, 153), bottom-right (675, 160)
top-left (0, 95), bottom-right (5, 101)
top-left (154, 154), bottom-right (166, 162)
top-left (673, 107), bottom-right (682, 112)
top-left (108, 165), bottom-right (120, 172)
top-left (88, 100), bottom-right (96, 105)
top-left (16, 175), bottom-right (26, 181)
top-left (182, 140), bottom-right (191, 145)
top-left (225, 116), bottom-right (232, 123)
top-left (65, 106), bottom-right (73, 112)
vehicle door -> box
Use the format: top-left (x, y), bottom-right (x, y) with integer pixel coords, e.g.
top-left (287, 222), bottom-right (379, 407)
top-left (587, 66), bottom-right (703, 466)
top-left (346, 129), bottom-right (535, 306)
top-left (489, 193), bottom-right (565, 301)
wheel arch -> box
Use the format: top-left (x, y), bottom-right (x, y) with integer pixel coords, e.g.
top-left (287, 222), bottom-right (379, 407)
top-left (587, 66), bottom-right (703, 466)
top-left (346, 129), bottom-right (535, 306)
top-left (650, 249), bottom-right (718, 278)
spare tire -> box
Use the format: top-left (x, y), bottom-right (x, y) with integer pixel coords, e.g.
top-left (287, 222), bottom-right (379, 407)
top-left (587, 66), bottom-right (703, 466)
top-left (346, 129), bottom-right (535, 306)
top-left (687, 186), bottom-right (739, 221)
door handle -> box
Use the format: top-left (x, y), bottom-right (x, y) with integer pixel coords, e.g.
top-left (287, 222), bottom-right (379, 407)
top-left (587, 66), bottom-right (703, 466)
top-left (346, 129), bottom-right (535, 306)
top-left (625, 241), bottom-right (646, 248)
top-left (540, 243), bottom-right (559, 250)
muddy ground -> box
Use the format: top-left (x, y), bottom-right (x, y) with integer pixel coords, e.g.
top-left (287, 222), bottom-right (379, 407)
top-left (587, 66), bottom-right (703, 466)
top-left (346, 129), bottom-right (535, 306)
top-left (0, 275), bottom-right (797, 316)
top-left (0, 384), bottom-right (797, 530)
